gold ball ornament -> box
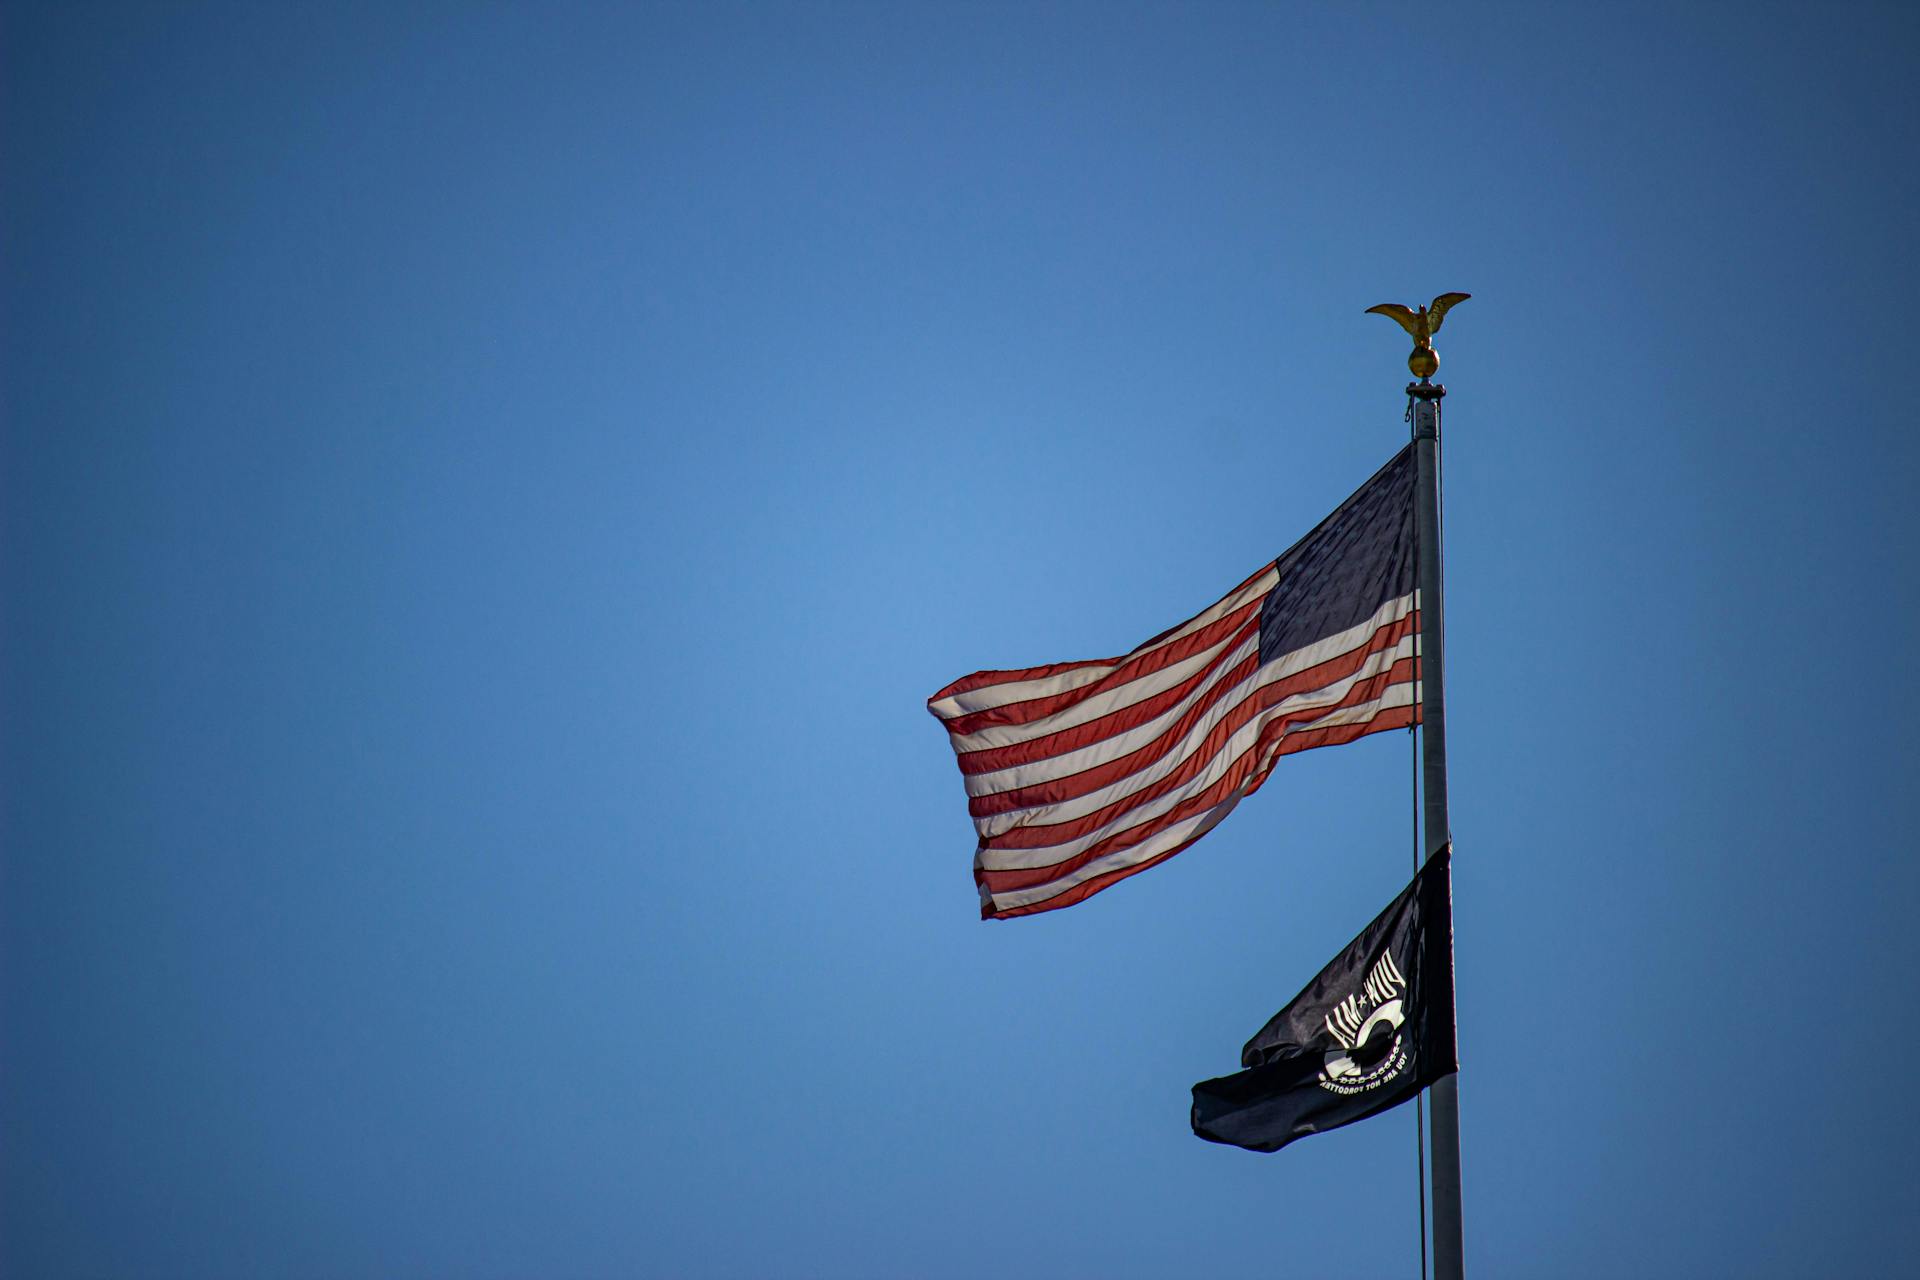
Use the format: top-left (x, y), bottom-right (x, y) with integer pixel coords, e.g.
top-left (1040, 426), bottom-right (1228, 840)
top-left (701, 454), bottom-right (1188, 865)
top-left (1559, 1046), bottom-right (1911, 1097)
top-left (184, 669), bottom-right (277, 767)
top-left (1407, 347), bottom-right (1438, 379)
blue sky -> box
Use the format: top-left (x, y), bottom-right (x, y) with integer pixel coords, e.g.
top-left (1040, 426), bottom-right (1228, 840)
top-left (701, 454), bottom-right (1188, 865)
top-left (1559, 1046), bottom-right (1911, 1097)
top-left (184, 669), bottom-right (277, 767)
top-left (4, 3), bottom-right (1916, 1276)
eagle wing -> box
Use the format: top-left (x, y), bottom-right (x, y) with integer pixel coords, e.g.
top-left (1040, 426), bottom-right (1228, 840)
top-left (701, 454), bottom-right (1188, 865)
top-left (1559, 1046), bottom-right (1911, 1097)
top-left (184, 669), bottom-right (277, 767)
top-left (1425, 292), bottom-right (1471, 335)
top-left (1365, 303), bottom-right (1422, 340)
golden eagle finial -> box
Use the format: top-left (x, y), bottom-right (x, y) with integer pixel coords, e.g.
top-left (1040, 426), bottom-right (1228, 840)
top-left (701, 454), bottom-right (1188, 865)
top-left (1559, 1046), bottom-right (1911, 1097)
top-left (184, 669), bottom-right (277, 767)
top-left (1366, 292), bottom-right (1470, 379)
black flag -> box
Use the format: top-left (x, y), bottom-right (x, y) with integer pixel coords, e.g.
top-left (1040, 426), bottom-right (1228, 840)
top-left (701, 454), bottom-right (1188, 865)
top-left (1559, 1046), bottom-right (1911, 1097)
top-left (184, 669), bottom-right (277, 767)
top-left (1191, 847), bottom-right (1456, 1153)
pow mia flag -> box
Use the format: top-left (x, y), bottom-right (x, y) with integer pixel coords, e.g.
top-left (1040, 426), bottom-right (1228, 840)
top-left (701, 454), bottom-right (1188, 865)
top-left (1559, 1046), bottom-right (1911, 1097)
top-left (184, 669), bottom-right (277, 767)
top-left (1192, 846), bottom-right (1456, 1153)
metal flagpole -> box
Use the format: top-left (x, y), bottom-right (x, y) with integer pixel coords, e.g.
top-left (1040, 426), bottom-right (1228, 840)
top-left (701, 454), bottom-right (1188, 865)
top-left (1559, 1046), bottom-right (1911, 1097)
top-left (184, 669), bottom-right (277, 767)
top-left (1411, 376), bottom-right (1464, 1280)
top-left (1367, 292), bottom-right (1468, 1280)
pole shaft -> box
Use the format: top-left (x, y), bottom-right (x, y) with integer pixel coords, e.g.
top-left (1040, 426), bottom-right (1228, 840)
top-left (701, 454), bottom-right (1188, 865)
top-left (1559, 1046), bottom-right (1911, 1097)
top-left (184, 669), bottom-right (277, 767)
top-left (1413, 389), bottom-right (1464, 1280)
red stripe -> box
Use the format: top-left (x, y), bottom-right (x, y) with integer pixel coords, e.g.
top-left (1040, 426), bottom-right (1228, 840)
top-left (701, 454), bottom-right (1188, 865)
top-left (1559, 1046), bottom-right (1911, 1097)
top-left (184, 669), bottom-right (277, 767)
top-left (981, 846), bottom-right (1183, 919)
top-left (978, 699), bottom-right (1420, 920)
top-left (925, 562), bottom-right (1275, 709)
top-left (928, 655), bottom-right (1121, 710)
top-left (970, 613), bottom-right (1417, 826)
top-left (976, 656), bottom-right (1417, 891)
top-left (957, 617), bottom-right (1260, 782)
top-left (962, 606), bottom-right (1414, 789)
top-left (977, 664), bottom-right (1414, 895)
top-left (979, 818), bottom-right (1223, 920)
top-left (938, 598), bottom-right (1263, 738)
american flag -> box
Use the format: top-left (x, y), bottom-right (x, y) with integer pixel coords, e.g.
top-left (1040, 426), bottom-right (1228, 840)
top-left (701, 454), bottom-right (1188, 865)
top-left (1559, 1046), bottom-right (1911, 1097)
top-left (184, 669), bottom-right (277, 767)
top-left (927, 445), bottom-right (1419, 920)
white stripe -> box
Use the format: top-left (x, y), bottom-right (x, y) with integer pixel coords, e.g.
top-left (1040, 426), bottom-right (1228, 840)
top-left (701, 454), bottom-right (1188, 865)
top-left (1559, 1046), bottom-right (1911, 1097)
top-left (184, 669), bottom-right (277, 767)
top-left (975, 650), bottom-right (1415, 872)
top-left (941, 620), bottom-right (1258, 755)
top-left (982, 789), bottom-right (1250, 914)
top-left (981, 682), bottom-right (1416, 911)
top-left (963, 592), bottom-right (1415, 800)
top-left (973, 630), bottom-right (1410, 840)
top-left (927, 567), bottom-right (1277, 721)
top-left (976, 661), bottom-right (1413, 876)
top-left (932, 660), bottom-right (1118, 723)
top-left (970, 631), bottom-right (1260, 838)
top-left (1283, 676), bottom-right (1415, 735)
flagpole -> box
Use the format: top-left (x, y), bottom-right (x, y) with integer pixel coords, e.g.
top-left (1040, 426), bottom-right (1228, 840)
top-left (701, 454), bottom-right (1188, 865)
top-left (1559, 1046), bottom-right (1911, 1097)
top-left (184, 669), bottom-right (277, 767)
top-left (1410, 376), bottom-right (1465, 1280)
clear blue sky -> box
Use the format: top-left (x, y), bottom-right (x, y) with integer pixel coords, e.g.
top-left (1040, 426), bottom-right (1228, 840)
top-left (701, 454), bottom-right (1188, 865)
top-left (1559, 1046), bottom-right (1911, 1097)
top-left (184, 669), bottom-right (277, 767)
top-left (5, 3), bottom-right (1916, 1276)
